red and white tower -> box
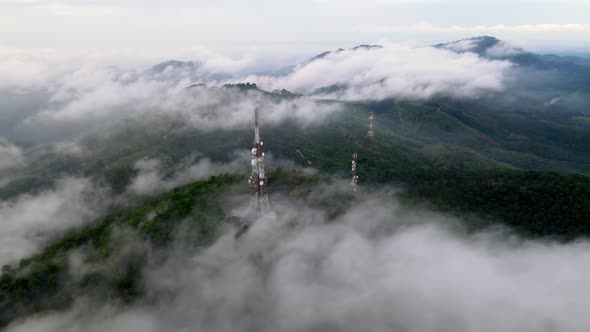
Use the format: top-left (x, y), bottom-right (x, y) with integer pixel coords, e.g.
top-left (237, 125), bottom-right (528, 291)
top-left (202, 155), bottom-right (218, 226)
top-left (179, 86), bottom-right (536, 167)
top-left (351, 152), bottom-right (359, 196)
top-left (368, 112), bottom-right (375, 137)
top-left (248, 108), bottom-right (270, 214)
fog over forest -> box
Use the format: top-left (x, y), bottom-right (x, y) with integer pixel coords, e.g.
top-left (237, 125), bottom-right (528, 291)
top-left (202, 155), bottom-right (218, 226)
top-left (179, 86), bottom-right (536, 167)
top-left (2, 1), bottom-right (590, 331)
top-left (6, 181), bottom-right (590, 332)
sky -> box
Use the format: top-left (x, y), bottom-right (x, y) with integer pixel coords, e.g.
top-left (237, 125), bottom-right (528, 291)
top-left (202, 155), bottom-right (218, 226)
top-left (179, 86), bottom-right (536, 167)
top-left (1, 0), bottom-right (589, 62)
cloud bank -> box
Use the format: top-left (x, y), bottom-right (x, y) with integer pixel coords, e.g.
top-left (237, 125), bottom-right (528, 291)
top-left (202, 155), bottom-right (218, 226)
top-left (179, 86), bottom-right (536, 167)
top-left (252, 43), bottom-right (512, 101)
top-left (129, 151), bottom-right (314, 195)
top-left (0, 40), bottom-right (518, 144)
top-left (159, 86), bottom-right (340, 131)
top-left (128, 154), bottom-right (249, 196)
top-left (0, 140), bottom-right (25, 172)
top-left (0, 178), bottom-right (108, 267)
top-left (486, 41), bottom-right (526, 58)
top-left (0, 49), bottom-right (341, 142)
top-left (1, 41), bottom-right (513, 135)
top-left (6, 183), bottom-right (590, 332)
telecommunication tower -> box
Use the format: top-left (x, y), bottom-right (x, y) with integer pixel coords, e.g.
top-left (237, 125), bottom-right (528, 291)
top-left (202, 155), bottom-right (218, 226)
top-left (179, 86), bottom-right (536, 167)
top-left (368, 112), bottom-right (375, 137)
top-left (248, 108), bottom-right (270, 214)
top-left (351, 152), bottom-right (359, 196)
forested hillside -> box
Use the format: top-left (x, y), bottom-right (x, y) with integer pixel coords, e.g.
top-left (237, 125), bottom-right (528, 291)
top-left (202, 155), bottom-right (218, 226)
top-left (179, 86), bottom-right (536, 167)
top-left (0, 174), bottom-right (242, 327)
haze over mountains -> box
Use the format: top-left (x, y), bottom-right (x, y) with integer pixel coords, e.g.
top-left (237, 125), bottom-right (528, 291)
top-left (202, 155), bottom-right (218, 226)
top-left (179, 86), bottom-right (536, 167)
top-left (1, 36), bottom-right (589, 142)
top-left (1, 34), bottom-right (590, 332)
top-left (2, 36), bottom-right (589, 172)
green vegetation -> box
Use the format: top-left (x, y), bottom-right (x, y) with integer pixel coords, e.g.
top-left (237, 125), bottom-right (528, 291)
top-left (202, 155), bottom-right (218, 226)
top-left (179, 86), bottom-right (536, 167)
top-left (4, 87), bottom-right (590, 200)
top-left (1, 163), bottom-right (590, 328)
top-left (401, 169), bottom-right (590, 239)
top-left (223, 82), bottom-right (260, 91)
top-left (2, 88), bottom-right (589, 241)
top-left (266, 113), bottom-right (590, 238)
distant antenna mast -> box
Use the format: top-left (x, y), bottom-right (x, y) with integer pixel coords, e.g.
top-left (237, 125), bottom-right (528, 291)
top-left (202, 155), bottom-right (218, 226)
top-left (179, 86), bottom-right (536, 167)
top-left (351, 152), bottom-right (359, 197)
top-left (368, 112), bottom-right (375, 138)
top-left (248, 108), bottom-right (270, 214)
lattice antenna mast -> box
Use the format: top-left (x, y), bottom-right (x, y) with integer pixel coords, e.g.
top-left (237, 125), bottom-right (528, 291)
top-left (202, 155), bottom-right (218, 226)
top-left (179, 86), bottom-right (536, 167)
top-left (351, 152), bottom-right (359, 197)
top-left (248, 108), bottom-right (270, 214)
top-left (368, 112), bottom-right (375, 137)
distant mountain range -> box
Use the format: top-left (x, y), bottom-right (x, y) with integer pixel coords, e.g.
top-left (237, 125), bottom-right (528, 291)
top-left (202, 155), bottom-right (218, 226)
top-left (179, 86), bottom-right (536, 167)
top-left (148, 44), bottom-right (386, 79)
top-left (143, 37), bottom-right (590, 119)
top-left (145, 59), bottom-right (232, 82)
top-left (148, 36), bottom-right (590, 90)
top-left (437, 36), bottom-right (590, 71)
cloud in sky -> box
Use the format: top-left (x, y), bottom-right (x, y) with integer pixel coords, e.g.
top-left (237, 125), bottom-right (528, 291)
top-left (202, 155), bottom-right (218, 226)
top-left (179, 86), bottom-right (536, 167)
top-left (356, 22), bottom-right (590, 34)
top-left (1, 0), bottom-right (589, 51)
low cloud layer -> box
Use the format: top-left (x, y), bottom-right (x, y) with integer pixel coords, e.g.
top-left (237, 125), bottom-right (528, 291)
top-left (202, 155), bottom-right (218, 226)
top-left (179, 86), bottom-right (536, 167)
top-left (26, 82), bottom-right (339, 136)
top-left (439, 38), bottom-right (526, 59)
top-left (22, 65), bottom-right (181, 128)
top-left (129, 151), bottom-right (313, 195)
top-left (0, 41), bottom-right (516, 143)
top-left (159, 86), bottom-right (340, 131)
top-left (0, 49), bottom-right (341, 142)
top-left (486, 41), bottom-right (526, 58)
top-left (251, 43), bottom-right (512, 101)
top-left (128, 154), bottom-right (248, 196)
top-left (7, 183), bottom-right (590, 332)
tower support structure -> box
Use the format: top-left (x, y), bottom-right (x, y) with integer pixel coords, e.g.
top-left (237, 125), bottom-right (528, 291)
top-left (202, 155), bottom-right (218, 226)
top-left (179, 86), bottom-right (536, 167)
top-left (368, 112), bottom-right (375, 137)
top-left (351, 152), bottom-right (359, 196)
top-left (248, 109), bottom-right (270, 214)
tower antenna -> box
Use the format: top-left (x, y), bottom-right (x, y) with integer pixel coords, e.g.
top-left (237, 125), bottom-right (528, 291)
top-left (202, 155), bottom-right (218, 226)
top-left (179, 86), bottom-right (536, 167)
top-left (367, 112), bottom-right (375, 138)
top-left (351, 152), bottom-right (359, 197)
top-left (248, 108), bottom-right (270, 214)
